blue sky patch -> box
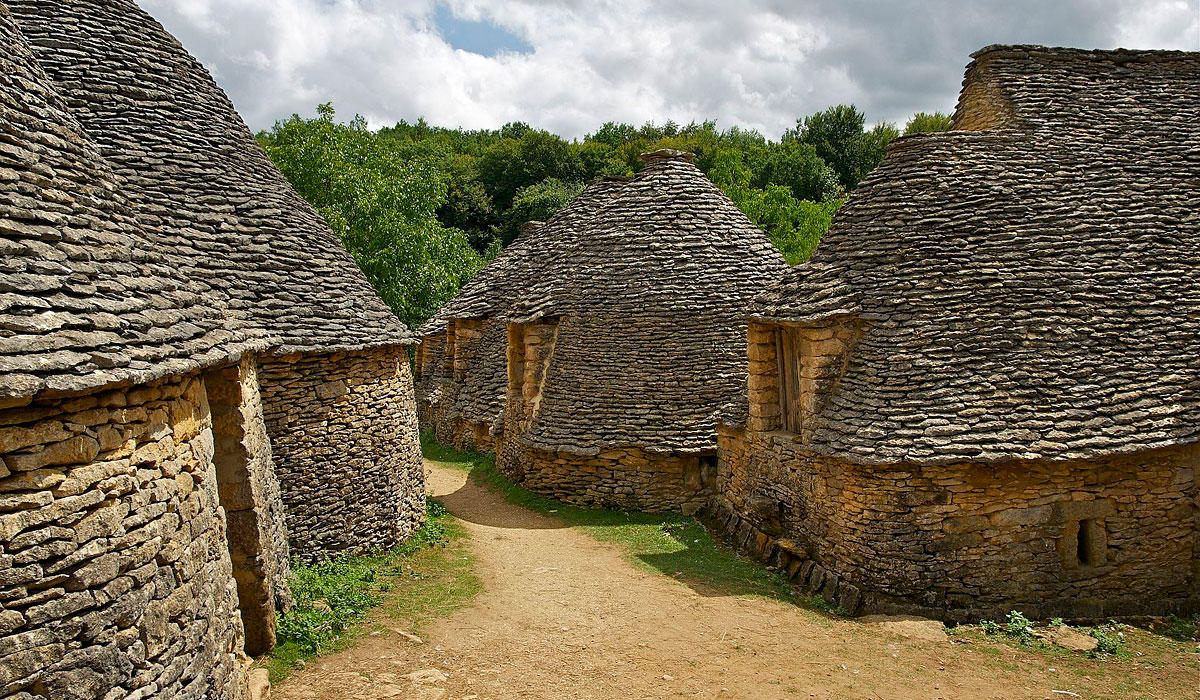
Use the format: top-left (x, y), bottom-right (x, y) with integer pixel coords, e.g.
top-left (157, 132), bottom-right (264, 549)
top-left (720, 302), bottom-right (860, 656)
top-left (433, 4), bottom-right (533, 56)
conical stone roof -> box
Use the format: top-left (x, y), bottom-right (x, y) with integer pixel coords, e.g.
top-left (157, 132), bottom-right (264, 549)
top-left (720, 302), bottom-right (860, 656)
top-left (0, 4), bottom-right (247, 402)
top-left (6, 0), bottom-right (412, 367)
top-left (419, 179), bottom-right (626, 429)
top-left (505, 150), bottom-right (790, 454)
top-left (753, 46), bottom-right (1200, 465)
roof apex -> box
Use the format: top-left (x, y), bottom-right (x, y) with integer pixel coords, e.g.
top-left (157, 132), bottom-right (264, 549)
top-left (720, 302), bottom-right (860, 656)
top-left (638, 148), bottom-right (695, 164)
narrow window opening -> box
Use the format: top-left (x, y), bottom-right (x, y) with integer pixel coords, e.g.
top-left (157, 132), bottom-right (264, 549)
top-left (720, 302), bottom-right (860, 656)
top-left (1076, 519), bottom-right (1092, 566)
top-left (1063, 516), bottom-right (1107, 569)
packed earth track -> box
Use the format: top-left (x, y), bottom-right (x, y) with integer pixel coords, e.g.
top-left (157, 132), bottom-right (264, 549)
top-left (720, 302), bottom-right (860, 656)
top-left (274, 462), bottom-right (1198, 700)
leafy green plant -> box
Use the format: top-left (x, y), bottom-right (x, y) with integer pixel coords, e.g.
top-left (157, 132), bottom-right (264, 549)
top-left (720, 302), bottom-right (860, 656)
top-left (277, 556), bottom-right (381, 655)
top-left (1089, 621), bottom-right (1127, 657)
top-left (1004, 610), bottom-right (1035, 643)
top-left (269, 497), bottom-right (462, 677)
top-left (980, 610), bottom-right (1035, 644)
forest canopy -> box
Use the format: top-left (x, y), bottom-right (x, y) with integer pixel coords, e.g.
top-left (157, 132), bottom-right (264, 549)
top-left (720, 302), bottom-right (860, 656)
top-left (257, 104), bottom-right (950, 328)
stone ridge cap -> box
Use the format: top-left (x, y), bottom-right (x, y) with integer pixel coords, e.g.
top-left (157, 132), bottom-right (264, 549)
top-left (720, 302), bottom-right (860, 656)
top-left (969, 44), bottom-right (1200, 62)
top-left (882, 128), bottom-right (1020, 155)
top-left (639, 148), bottom-right (695, 163)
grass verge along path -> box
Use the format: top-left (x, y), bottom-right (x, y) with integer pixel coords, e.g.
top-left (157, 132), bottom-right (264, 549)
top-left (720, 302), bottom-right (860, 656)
top-left (264, 497), bottom-right (481, 682)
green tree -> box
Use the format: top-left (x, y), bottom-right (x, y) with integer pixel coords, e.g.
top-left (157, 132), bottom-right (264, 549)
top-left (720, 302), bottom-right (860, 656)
top-left (587, 121), bottom-right (639, 148)
top-left (904, 111), bottom-right (953, 135)
top-left (477, 129), bottom-right (585, 209)
top-left (259, 103), bottom-right (482, 328)
top-left (499, 121), bottom-right (531, 140)
top-left (439, 178), bottom-right (496, 251)
top-left (710, 149), bottom-right (842, 264)
top-left (726, 185), bottom-right (841, 265)
top-left (858, 121), bottom-right (900, 182)
top-left (493, 178), bottom-right (585, 245)
top-left (758, 140), bottom-right (842, 203)
top-left (786, 105), bottom-right (898, 191)
top-left (576, 140), bottom-right (628, 180)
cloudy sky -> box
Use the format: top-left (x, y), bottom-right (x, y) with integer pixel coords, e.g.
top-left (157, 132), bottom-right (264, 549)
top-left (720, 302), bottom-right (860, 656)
top-left (137, 0), bottom-right (1199, 139)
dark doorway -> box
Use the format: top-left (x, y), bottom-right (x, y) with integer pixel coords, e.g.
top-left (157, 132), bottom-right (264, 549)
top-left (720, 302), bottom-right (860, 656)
top-left (205, 365), bottom-right (277, 656)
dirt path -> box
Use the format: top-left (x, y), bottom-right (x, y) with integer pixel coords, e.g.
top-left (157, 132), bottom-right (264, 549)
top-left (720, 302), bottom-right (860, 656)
top-left (275, 462), bottom-right (1196, 700)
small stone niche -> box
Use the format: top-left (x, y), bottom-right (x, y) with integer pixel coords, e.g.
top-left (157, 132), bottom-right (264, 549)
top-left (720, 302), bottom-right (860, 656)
top-left (1054, 499), bottom-right (1113, 570)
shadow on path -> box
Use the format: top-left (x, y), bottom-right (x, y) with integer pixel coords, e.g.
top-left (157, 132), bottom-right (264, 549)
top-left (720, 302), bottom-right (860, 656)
top-left (426, 464), bottom-right (567, 531)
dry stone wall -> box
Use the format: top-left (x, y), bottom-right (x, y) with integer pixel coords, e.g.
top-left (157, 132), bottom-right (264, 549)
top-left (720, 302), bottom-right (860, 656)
top-left (720, 321), bottom-right (1200, 621)
top-left (714, 425), bottom-right (1200, 622)
top-left (414, 333), bottom-right (445, 432)
top-left (498, 442), bottom-right (712, 513)
top-left (258, 347), bottom-right (424, 562)
top-left (0, 372), bottom-right (248, 700)
top-left (419, 321), bottom-right (500, 453)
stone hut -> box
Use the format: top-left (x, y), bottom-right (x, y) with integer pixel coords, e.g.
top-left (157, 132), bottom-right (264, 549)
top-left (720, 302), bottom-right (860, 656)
top-left (415, 179), bottom-right (624, 451)
top-left (712, 46), bottom-right (1200, 621)
top-left (496, 151), bottom-right (790, 511)
top-left (0, 1), bottom-right (422, 697)
top-left (7, 0), bottom-right (424, 562)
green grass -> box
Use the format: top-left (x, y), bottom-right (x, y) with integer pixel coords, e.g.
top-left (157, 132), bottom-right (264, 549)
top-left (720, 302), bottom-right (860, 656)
top-left (420, 431), bottom-right (836, 612)
top-left (1150, 613), bottom-right (1200, 643)
top-left (264, 497), bottom-right (481, 683)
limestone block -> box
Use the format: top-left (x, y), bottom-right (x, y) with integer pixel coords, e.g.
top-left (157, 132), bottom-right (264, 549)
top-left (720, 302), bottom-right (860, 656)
top-left (4, 435), bottom-right (100, 472)
top-left (0, 421), bottom-right (70, 454)
top-left (989, 505), bottom-right (1052, 527)
top-left (314, 380), bottom-right (349, 400)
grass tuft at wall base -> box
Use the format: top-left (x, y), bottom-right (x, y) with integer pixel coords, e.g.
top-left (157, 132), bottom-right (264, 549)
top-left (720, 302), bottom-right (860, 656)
top-left (264, 497), bottom-right (479, 682)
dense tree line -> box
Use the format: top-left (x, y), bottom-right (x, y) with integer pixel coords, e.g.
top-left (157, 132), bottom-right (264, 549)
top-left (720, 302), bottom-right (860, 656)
top-left (258, 104), bottom-right (950, 327)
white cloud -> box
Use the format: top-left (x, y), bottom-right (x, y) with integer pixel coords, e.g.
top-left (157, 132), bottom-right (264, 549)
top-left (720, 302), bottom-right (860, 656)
top-left (1113, 0), bottom-right (1200, 48)
top-left (136, 0), bottom-right (1200, 139)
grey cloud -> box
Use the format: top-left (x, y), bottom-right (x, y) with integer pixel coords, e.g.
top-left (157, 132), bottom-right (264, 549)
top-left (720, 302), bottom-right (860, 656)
top-left (138, 0), bottom-right (1198, 139)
